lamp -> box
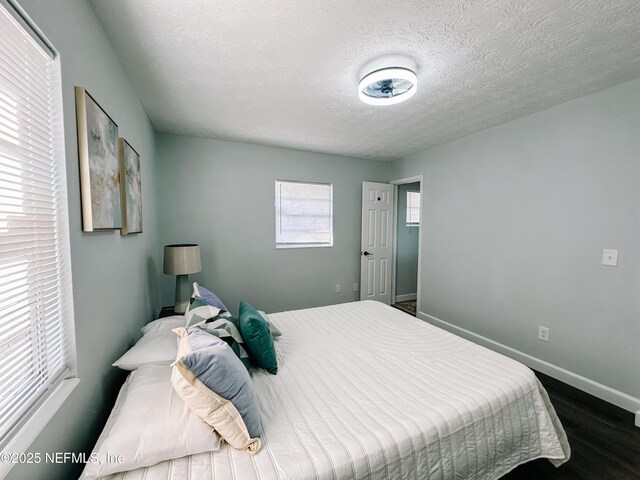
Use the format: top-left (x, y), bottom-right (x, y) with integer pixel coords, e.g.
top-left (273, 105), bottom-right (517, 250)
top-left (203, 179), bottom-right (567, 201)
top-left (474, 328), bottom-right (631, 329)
top-left (163, 244), bottom-right (202, 314)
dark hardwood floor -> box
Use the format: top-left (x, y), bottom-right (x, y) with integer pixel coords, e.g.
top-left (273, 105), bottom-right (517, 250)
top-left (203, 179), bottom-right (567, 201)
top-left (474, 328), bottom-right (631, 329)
top-left (503, 371), bottom-right (640, 479)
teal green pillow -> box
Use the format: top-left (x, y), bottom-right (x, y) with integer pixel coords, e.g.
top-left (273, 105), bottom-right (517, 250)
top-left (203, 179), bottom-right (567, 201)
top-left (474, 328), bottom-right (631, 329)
top-left (238, 301), bottom-right (277, 374)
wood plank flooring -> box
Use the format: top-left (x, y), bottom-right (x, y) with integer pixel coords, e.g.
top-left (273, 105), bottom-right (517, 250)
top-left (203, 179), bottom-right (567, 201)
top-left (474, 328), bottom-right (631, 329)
top-left (503, 371), bottom-right (640, 479)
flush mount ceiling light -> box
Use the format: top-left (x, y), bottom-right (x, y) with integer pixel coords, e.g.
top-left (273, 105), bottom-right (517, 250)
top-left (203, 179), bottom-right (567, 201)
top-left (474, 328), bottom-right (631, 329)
top-left (358, 67), bottom-right (417, 106)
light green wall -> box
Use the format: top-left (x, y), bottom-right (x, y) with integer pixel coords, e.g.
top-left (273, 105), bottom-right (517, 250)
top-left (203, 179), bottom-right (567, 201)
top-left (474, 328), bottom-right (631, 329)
top-left (395, 182), bottom-right (420, 296)
top-left (390, 77), bottom-right (640, 401)
top-left (156, 133), bottom-right (388, 315)
top-left (9, 1), bottom-right (161, 479)
top-left (8, 2), bottom-right (640, 476)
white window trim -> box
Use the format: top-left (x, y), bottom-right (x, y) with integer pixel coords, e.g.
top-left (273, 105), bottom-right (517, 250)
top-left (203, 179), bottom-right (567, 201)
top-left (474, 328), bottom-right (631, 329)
top-left (276, 243), bottom-right (334, 250)
top-left (0, 0), bottom-right (78, 468)
top-left (275, 180), bottom-right (334, 249)
top-left (0, 378), bottom-right (79, 478)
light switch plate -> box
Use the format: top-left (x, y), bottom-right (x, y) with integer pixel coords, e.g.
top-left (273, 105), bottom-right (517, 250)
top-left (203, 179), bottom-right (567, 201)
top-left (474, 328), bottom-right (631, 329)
top-left (602, 249), bottom-right (618, 267)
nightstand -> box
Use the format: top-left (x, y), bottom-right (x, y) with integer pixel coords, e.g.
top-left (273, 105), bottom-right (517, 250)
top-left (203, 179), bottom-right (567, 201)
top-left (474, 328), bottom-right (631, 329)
top-left (159, 306), bottom-right (177, 318)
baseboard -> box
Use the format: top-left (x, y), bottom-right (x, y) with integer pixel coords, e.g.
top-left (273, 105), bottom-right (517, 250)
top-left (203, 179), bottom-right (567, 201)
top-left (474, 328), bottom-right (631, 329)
top-left (395, 293), bottom-right (417, 302)
top-left (418, 310), bottom-right (640, 417)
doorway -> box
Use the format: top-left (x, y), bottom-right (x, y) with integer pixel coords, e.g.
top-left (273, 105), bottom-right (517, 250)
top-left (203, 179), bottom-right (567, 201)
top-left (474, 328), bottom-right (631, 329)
top-left (391, 176), bottom-right (422, 316)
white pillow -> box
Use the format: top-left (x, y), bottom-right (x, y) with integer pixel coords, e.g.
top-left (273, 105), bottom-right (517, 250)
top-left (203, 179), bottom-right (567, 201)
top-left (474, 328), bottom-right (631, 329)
top-left (141, 316), bottom-right (185, 335)
top-left (258, 310), bottom-right (282, 338)
top-left (80, 364), bottom-right (220, 479)
top-left (112, 330), bottom-right (178, 370)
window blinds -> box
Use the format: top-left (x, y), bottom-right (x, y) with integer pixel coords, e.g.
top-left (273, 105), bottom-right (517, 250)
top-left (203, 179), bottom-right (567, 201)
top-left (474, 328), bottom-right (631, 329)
top-left (275, 180), bottom-right (333, 247)
top-left (0, 3), bottom-right (74, 445)
top-left (406, 191), bottom-right (420, 224)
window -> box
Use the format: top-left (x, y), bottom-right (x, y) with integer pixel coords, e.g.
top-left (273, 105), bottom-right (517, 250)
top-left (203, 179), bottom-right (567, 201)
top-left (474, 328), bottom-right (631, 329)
top-left (0, 1), bottom-right (76, 454)
top-left (275, 180), bottom-right (333, 248)
top-left (406, 191), bottom-right (420, 226)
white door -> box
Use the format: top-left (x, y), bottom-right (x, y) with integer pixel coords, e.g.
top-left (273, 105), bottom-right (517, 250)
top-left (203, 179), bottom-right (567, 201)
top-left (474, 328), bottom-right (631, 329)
top-left (360, 182), bottom-right (394, 304)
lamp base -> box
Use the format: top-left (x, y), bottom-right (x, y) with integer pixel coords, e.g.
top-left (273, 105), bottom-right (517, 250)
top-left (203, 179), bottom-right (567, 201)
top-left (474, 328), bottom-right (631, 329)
top-left (174, 274), bottom-right (191, 314)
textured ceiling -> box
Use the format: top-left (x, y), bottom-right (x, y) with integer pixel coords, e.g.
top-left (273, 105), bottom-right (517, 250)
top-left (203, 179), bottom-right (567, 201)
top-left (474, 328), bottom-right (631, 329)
top-left (90, 0), bottom-right (640, 161)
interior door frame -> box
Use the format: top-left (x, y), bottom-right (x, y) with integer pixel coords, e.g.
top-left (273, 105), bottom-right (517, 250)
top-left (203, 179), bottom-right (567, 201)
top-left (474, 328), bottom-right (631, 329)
top-left (390, 175), bottom-right (423, 314)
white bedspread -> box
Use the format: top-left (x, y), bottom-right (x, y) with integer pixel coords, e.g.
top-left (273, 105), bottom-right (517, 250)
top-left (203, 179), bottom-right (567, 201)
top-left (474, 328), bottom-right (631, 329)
top-left (103, 300), bottom-right (569, 480)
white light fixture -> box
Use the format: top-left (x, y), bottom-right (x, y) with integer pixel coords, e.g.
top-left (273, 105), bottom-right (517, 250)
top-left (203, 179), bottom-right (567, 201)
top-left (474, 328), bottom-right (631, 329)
top-left (358, 67), bottom-right (417, 106)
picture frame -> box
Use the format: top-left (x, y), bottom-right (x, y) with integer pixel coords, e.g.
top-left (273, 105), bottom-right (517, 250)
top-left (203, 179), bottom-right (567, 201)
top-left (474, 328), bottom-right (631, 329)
top-left (118, 138), bottom-right (143, 235)
top-left (75, 86), bottom-right (121, 232)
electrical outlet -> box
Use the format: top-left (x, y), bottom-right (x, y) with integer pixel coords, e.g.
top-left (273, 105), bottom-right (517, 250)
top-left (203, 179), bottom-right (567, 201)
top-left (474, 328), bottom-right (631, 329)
top-left (602, 249), bottom-right (618, 267)
top-left (538, 326), bottom-right (550, 342)
top-left (335, 284), bottom-right (341, 294)
top-left (353, 283), bottom-right (359, 292)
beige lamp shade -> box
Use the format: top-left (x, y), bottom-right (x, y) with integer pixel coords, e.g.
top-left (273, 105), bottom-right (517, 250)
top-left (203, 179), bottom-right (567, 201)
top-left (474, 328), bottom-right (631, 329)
top-left (163, 244), bottom-right (202, 275)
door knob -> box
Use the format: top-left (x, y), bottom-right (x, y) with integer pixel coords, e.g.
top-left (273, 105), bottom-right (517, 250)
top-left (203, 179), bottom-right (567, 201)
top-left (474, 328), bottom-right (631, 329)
top-left (362, 251), bottom-right (372, 256)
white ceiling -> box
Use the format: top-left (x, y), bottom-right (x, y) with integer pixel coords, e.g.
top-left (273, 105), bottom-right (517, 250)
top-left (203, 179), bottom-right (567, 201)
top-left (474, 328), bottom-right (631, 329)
top-left (90, 0), bottom-right (640, 161)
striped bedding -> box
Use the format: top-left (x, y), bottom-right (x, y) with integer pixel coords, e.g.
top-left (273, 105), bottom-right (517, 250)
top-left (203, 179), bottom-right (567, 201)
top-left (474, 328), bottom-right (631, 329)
top-left (104, 300), bottom-right (569, 480)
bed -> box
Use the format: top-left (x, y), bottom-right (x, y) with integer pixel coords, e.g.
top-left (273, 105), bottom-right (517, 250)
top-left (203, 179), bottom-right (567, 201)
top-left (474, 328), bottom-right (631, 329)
top-left (85, 300), bottom-right (570, 480)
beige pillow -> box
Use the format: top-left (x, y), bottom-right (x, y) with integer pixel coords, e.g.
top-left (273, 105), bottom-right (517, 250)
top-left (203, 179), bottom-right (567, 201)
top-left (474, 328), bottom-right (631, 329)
top-left (171, 328), bottom-right (261, 452)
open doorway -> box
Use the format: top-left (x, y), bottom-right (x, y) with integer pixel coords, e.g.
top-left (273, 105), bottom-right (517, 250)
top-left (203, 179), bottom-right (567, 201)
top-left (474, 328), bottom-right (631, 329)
top-left (391, 176), bottom-right (422, 316)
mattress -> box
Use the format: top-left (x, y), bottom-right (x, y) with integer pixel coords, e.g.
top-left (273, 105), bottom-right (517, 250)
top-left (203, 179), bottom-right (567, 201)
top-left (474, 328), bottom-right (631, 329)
top-left (103, 300), bottom-right (569, 480)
